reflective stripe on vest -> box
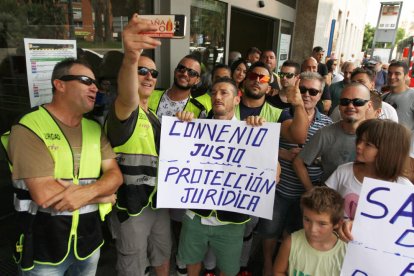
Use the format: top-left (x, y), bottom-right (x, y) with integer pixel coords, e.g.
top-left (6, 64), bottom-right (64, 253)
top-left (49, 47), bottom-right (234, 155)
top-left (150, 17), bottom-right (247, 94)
top-left (235, 101), bottom-right (282, 122)
top-left (118, 154), bottom-right (158, 187)
top-left (111, 107), bottom-right (158, 215)
top-left (148, 90), bottom-right (207, 118)
top-left (15, 106), bottom-right (104, 269)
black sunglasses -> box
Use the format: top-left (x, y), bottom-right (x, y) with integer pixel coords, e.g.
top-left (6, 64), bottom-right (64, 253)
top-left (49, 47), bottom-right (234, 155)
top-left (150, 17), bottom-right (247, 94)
top-left (299, 86), bottom-right (320, 96)
top-left (59, 75), bottom-right (98, 87)
top-left (278, 72), bottom-right (296, 79)
top-left (138, 66), bottom-right (159, 78)
top-left (339, 98), bottom-right (369, 107)
top-left (175, 64), bottom-right (200, 78)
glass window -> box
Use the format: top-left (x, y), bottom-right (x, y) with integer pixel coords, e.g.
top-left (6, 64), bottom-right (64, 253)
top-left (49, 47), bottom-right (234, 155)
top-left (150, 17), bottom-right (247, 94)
top-left (0, 1), bottom-right (153, 209)
top-left (0, 0), bottom-right (153, 133)
top-left (189, 0), bottom-right (227, 94)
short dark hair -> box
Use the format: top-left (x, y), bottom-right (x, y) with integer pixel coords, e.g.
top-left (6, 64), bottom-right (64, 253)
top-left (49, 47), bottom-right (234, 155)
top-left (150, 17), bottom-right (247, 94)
top-left (301, 186), bottom-right (344, 225)
top-left (212, 63), bottom-right (231, 81)
top-left (51, 58), bottom-right (93, 93)
top-left (389, 60), bottom-right (409, 75)
top-left (179, 54), bottom-right (202, 72)
top-left (248, 61), bottom-right (272, 77)
top-left (351, 67), bottom-right (376, 82)
top-left (326, 59), bottom-right (337, 71)
top-left (260, 49), bottom-right (276, 59)
top-left (312, 46), bottom-right (324, 53)
top-left (281, 60), bottom-right (300, 75)
top-left (212, 77), bottom-right (238, 96)
top-left (246, 47), bottom-right (261, 57)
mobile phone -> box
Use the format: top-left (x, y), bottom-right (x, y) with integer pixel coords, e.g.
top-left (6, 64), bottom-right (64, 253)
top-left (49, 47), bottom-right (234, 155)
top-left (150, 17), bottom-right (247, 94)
top-left (140, 15), bottom-right (186, 39)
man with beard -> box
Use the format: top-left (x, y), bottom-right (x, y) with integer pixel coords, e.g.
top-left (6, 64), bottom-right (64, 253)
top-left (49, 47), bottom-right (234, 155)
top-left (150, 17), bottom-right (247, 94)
top-left (293, 82), bottom-right (372, 189)
top-left (236, 61), bottom-right (308, 144)
top-left (148, 55), bottom-right (210, 121)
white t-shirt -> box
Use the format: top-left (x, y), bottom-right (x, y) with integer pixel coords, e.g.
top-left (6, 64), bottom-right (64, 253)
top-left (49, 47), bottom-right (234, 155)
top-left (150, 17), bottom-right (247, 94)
top-left (326, 162), bottom-right (412, 219)
top-left (156, 91), bottom-right (188, 122)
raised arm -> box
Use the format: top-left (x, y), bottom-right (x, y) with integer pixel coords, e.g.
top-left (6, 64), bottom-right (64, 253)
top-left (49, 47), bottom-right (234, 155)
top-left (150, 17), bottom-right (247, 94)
top-left (115, 13), bottom-right (161, 120)
top-left (281, 79), bottom-right (309, 144)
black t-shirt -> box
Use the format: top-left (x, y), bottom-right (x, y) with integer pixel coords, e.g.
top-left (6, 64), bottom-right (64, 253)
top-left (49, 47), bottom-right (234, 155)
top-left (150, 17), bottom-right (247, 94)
top-left (106, 105), bottom-right (161, 154)
top-left (266, 94), bottom-right (292, 109)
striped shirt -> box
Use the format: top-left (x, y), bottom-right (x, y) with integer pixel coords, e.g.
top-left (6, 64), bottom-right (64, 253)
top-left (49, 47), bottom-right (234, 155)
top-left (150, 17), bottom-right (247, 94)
top-left (277, 108), bottom-right (333, 199)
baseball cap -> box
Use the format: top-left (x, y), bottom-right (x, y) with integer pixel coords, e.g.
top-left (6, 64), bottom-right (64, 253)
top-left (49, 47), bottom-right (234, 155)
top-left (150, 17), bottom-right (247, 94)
top-left (368, 56), bottom-right (382, 65)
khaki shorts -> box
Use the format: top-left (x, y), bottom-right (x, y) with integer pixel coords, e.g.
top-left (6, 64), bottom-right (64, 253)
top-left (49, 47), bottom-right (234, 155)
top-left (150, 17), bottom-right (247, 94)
top-left (110, 207), bottom-right (172, 276)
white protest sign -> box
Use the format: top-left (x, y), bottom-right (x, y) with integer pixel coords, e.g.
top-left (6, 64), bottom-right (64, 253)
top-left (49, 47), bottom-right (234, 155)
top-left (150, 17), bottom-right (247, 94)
top-left (341, 178), bottom-right (414, 275)
top-left (157, 116), bottom-right (280, 219)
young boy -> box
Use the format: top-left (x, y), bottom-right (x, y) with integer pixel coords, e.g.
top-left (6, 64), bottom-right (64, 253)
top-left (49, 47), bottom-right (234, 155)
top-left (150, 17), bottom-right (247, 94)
top-left (273, 187), bottom-right (346, 276)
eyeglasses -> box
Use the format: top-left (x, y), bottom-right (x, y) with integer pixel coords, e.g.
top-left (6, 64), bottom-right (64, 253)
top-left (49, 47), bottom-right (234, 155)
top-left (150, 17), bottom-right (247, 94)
top-left (278, 72), bottom-right (296, 79)
top-left (299, 86), bottom-right (320, 96)
top-left (175, 64), bottom-right (200, 78)
top-left (138, 66), bottom-right (159, 78)
top-left (339, 98), bottom-right (369, 107)
top-left (246, 72), bottom-right (270, 83)
top-left (59, 75), bottom-right (98, 87)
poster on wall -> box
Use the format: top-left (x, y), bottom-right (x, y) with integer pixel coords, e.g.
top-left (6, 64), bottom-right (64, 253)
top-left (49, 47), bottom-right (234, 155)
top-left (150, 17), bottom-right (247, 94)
top-left (278, 34), bottom-right (291, 70)
top-left (157, 117), bottom-right (280, 219)
top-left (341, 178), bottom-right (414, 275)
top-left (24, 38), bottom-right (77, 108)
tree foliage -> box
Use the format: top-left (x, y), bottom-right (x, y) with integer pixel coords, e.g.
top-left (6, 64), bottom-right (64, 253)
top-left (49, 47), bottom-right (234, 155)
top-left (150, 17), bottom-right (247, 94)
top-left (362, 23), bottom-right (375, 52)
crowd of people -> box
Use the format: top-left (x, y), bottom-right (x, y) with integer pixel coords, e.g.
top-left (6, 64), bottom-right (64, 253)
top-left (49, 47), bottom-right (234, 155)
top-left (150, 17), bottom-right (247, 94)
top-left (2, 13), bottom-right (414, 276)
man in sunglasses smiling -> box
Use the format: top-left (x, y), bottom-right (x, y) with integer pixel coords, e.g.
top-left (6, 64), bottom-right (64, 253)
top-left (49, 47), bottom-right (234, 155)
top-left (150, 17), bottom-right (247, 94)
top-left (293, 82), bottom-right (372, 190)
top-left (105, 14), bottom-right (172, 276)
top-left (148, 55), bottom-right (210, 122)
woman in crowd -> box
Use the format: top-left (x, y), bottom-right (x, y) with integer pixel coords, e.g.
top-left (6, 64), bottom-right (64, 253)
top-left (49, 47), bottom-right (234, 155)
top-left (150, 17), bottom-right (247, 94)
top-left (325, 119), bottom-right (412, 241)
top-left (230, 58), bottom-right (247, 96)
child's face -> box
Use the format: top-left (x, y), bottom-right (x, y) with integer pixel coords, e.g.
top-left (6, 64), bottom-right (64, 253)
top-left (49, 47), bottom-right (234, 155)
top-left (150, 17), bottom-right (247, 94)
top-left (303, 208), bottom-right (338, 243)
top-left (356, 134), bottom-right (378, 164)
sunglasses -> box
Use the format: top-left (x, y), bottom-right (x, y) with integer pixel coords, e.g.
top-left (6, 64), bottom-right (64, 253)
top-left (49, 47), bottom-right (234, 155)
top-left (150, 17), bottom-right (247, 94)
top-left (299, 86), bottom-right (320, 96)
top-left (175, 64), bottom-right (200, 78)
top-left (246, 72), bottom-right (270, 83)
top-left (138, 66), bottom-right (159, 78)
top-left (59, 75), bottom-right (98, 87)
top-left (278, 72), bottom-right (296, 79)
top-left (339, 98), bottom-right (369, 107)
